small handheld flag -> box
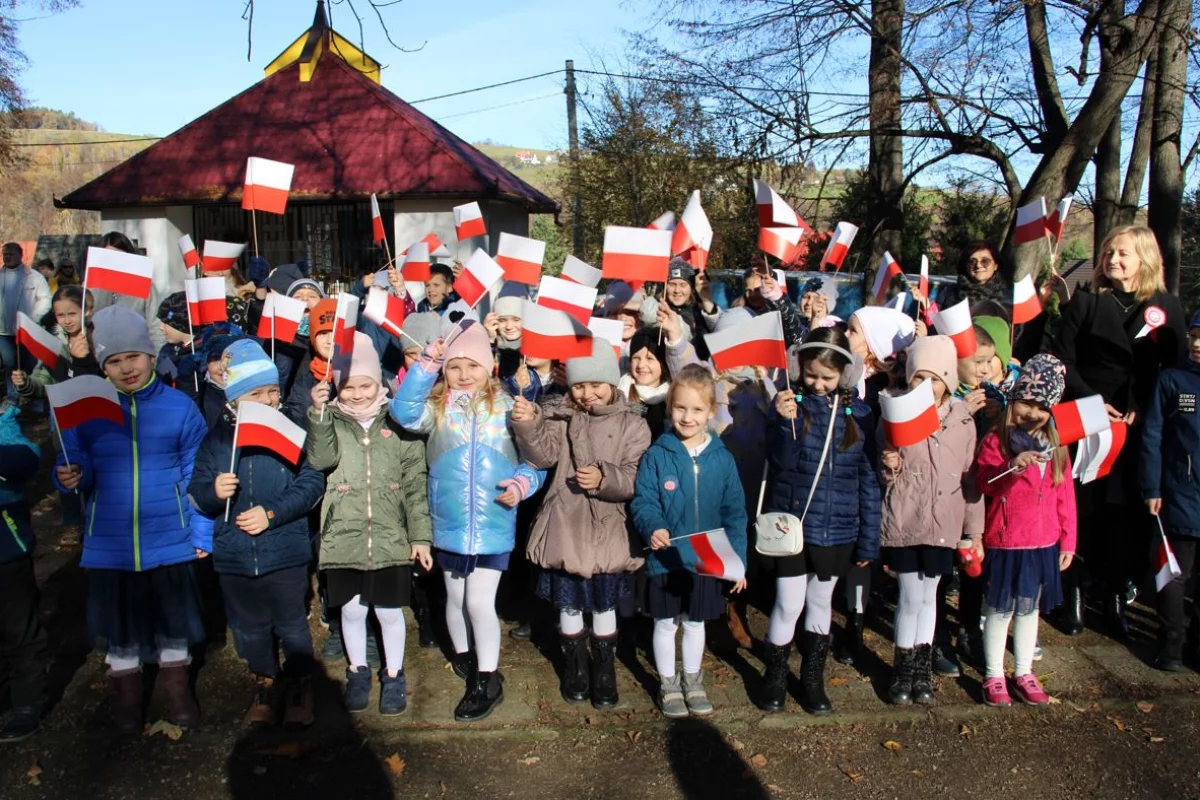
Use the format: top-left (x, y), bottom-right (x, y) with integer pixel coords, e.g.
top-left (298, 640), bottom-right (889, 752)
top-left (495, 233), bottom-right (545, 285)
top-left (46, 375), bottom-right (123, 430)
top-left (870, 251), bottom-right (903, 305)
top-left (821, 222), bottom-right (858, 272)
top-left (932, 299), bottom-right (977, 358)
top-left (536, 275), bottom-right (597, 325)
top-left (1052, 395), bottom-right (1110, 446)
top-left (453, 202), bottom-right (487, 241)
top-left (202, 241), bottom-right (246, 274)
top-left (880, 378), bottom-right (940, 448)
top-left (363, 287), bottom-right (407, 338)
top-left (704, 311), bottom-right (787, 373)
top-left (1013, 197), bottom-right (1048, 246)
top-left (233, 401), bottom-right (307, 465)
top-left (602, 226), bottom-right (672, 284)
top-left (560, 255), bottom-right (602, 288)
top-left (178, 235), bottom-right (200, 270)
top-left (256, 292), bottom-right (307, 344)
top-left (84, 246), bottom-right (154, 300)
top-left (370, 194), bottom-right (386, 244)
top-left (184, 277), bottom-right (228, 326)
top-left (242, 156), bottom-right (294, 215)
top-left (16, 311), bottom-right (60, 369)
top-left (520, 300), bottom-right (592, 360)
top-left (401, 242), bottom-right (432, 283)
top-left (453, 249), bottom-right (505, 308)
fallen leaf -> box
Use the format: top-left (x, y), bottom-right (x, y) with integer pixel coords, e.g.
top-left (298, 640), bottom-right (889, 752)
top-left (766, 784), bottom-right (782, 793)
top-left (959, 724), bottom-right (973, 738)
top-left (1149, 736), bottom-right (1165, 744)
top-left (839, 763), bottom-right (864, 783)
top-left (625, 730), bottom-right (642, 744)
top-left (254, 740), bottom-right (321, 758)
top-left (750, 753), bottom-right (768, 767)
top-left (1136, 701), bottom-right (1154, 714)
top-left (439, 781), bottom-right (447, 796)
top-left (519, 756), bottom-right (541, 766)
top-left (27, 758), bottom-right (42, 787)
top-left (911, 770), bottom-right (925, 777)
top-left (1069, 702), bottom-right (1091, 713)
top-left (145, 719), bottom-right (184, 741)
top-left (883, 740), bottom-right (903, 751)
top-left (1047, 695), bottom-right (1061, 705)
top-left (1107, 715), bottom-right (1129, 732)
top-left (828, 676), bottom-right (849, 687)
top-left (729, 737), bottom-right (746, 752)
top-left (385, 753), bottom-right (406, 779)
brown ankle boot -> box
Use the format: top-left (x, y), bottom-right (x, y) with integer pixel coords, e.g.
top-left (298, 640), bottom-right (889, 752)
top-left (110, 669), bottom-right (144, 735)
top-left (159, 661), bottom-right (200, 726)
top-left (246, 675), bottom-right (278, 727)
top-left (283, 675), bottom-right (314, 727)
top-left (726, 599), bottom-right (752, 649)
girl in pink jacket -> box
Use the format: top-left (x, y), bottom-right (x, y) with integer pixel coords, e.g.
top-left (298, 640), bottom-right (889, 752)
top-left (975, 354), bottom-right (1077, 708)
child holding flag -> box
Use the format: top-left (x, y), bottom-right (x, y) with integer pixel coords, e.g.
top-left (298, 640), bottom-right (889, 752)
top-left (189, 340), bottom-right (325, 727)
top-left (631, 364), bottom-right (748, 719)
top-left (975, 354), bottom-right (1076, 707)
top-left (283, 298), bottom-right (338, 424)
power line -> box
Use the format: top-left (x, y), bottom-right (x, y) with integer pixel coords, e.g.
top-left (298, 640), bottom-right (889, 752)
top-left (436, 92), bottom-right (561, 121)
top-left (12, 136), bottom-right (161, 148)
top-left (407, 69), bottom-right (565, 105)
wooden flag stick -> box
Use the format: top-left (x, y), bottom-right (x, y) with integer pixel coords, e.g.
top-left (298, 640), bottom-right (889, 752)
top-left (224, 406), bottom-right (241, 522)
top-left (641, 529), bottom-right (714, 552)
top-left (251, 209), bottom-right (260, 259)
top-left (48, 406), bottom-right (73, 473)
top-left (783, 369), bottom-right (797, 440)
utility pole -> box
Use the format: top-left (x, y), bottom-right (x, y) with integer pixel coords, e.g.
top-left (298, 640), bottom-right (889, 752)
top-left (565, 59), bottom-right (582, 254)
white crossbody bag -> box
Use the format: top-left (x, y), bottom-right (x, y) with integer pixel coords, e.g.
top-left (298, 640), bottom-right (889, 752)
top-left (754, 393), bottom-right (839, 557)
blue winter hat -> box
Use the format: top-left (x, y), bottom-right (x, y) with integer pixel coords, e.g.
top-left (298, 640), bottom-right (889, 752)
top-left (222, 339), bottom-right (279, 401)
top-left (1189, 309), bottom-right (1200, 331)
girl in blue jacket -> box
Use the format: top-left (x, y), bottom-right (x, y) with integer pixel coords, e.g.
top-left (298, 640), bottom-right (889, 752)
top-left (631, 364), bottom-right (748, 719)
top-left (390, 318), bottom-right (544, 723)
top-left (758, 327), bottom-right (881, 716)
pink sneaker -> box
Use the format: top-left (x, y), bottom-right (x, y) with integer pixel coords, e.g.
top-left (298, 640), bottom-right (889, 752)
top-left (1013, 674), bottom-right (1049, 706)
top-left (982, 677), bottom-right (1011, 707)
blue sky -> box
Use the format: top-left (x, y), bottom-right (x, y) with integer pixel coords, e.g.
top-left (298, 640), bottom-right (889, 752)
top-left (15, 0), bottom-right (636, 149)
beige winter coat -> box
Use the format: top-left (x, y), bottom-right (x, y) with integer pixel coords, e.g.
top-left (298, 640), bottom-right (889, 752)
top-left (512, 394), bottom-right (651, 578)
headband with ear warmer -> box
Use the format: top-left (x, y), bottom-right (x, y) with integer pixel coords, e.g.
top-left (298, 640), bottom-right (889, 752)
top-left (792, 342), bottom-right (864, 391)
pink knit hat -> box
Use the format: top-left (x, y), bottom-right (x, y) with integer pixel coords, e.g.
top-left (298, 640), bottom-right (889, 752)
top-left (443, 319), bottom-right (494, 375)
top-left (333, 332), bottom-right (382, 387)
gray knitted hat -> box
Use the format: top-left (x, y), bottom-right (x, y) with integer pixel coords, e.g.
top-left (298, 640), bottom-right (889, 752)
top-left (92, 305), bottom-right (156, 366)
top-left (566, 337), bottom-right (620, 386)
top-left (400, 311), bottom-right (442, 350)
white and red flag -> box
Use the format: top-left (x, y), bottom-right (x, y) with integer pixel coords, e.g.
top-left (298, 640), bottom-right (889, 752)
top-left (676, 528), bottom-right (745, 582)
top-left (362, 286), bottom-right (407, 338)
top-left (185, 277), bottom-right (227, 325)
top-left (400, 233), bottom-right (449, 258)
top-left (332, 293), bottom-right (358, 353)
top-left (1012, 274), bottom-right (1043, 325)
top-left (918, 254), bottom-right (930, 299)
top-left (1052, 394), bottom-right (1110, 446)
top-left (495, 232), bottom-right (545, 286)
top-left (1013, 197), bottom-right (1048, 246)
top-left (704, 311), bottom-right (787, 373)
top-left (84, 246), bottom-right (154, 299)
top-left (453, 202), bottom-right (487, 241)
top-left (202, 241), bottom-right (246, 274)
top-left (242, 156), bottom-right (294, 215)
top-left (1154, 528), bottom-right (1183, 591)
top-left (602, 226), bottom-right (672, 284)
top-left (256, 292), bottom-right (306, 343)
top-left (45, 375), bottom-right (123, 430)
top-left (933, 298), bottom-right (977, 358)
top-left (536, 275), bottom-right (597, 325)
top-left (560, 255), bottom-right (602, 288)
top-left (822, 222), bottom-right (858, 272)
top-left (453, 249), bottom-right (505, 308)
top-left (1046, 196), bottom-right (1073, 243)
top-left (178, 235), bottom-right (200, 270)
top-left (758, 227), bottom-right (806, 264)
top-left (647, 211), bottom-right (676, 232)
top-left (520, 300), bottom-right (592, 360)
top-left (753, 179), bottom-right (806, 229)
top-left (401, 241), bottom-right (431, 282)
top-left (880, 378), bottom-right (940, 448)
top-left (870, 251), bottom-right (903, 304)
top-left (587, 317), bottom-right (624, 356)
top-left (1072, 420), bottom-right (1127, 485)
top-left (234, 401), bottom-right (306, 464)
top-left (16, 311), bottom-right (59, 369)
top-left (370, 194), bottom-right (386, 244)
top-left (671, 190), bottom-right (713, 269)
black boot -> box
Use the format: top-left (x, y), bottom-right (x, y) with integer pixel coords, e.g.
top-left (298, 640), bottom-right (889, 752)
top-left (911, 643), bottom-right (935, 705)
top-left (451, 650), bottom-right (477, 680)
top-left (833, 611), bottom-right (863, 666)
top-left (415, 606), bottom-right (438, 649)
top-left (1059, 565), bottom-right (1084, 635)
top-left (558, 633), bottom-right (590, 704)
top-left (590, 634), bottom-right (619, 710)
top-left (888, 647), bottom-right (914, 705)
top-left (757, 641), bottom-right (790, 712)
top-left (1105, 592), bottom-right (1130, 640)
top-left (1155, 632), bottom-right (1186, 672)
top-left (798, 631), bottom-right (832, 716)
top-left (454, 670), bottom-right (504, 722)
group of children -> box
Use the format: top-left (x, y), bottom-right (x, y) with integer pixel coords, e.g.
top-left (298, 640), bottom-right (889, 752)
top-left (0, 238), bottom-right (1195, 742)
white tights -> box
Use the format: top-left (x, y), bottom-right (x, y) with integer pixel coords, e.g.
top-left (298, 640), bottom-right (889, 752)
top-left (893, 572), bottom-right (941, 649)
top-left (653, 616), bottom-right (705, 678)
top-left (984, 603), bottom-right (1040, 678)
top-left (341, 595), bottom-right (407, 677)
top-left (106, 648), bottom-right (190, 673)
top-left (766, 574), bottom-right (838, 646)
top-left (559, 608), bottom-right (618, 637)
top-left (444, 568), bottom-right (503, 672)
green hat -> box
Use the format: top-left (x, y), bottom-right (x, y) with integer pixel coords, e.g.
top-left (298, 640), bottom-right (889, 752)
top-left (974, 316), bottom-right (1011, 365)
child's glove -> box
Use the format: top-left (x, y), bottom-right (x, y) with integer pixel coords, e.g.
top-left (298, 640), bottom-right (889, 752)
top-left (247, 256), bottom-right (271, 287)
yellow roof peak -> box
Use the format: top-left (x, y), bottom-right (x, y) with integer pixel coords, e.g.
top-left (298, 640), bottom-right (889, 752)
top-left (264, 0), bottom-right (381, 84)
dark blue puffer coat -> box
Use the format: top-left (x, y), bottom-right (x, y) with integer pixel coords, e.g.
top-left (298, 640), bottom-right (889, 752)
top-left (1141, 358), bottom-right (1200, 538)
top-left (763, 392), bottom-right (882, 562)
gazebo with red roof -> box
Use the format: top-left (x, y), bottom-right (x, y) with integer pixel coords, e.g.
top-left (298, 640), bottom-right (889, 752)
top-left (58, 1), bottom-right (558, 294)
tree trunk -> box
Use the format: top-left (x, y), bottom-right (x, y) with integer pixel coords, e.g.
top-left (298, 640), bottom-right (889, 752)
top-left (1117, 53), bottom-right (1159, 228)
top-left (1147, 0), bottom-right (1188, 292)
top-left (867, 0), bottom-right (905, 264)
top-left (1093, 115), bottom-right (1122, 258)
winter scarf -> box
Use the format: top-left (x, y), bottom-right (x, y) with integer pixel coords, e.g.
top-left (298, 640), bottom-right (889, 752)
top-left (330, 387), bottom-right (390, 428)
top-left (949, 271), bottom-right (1010, 309)
top-left (618, 374), bottom-right (669, 405)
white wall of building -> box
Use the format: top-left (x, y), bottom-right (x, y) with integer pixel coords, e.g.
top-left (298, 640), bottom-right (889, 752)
top-left (99, 206), bottom-right (193, 299)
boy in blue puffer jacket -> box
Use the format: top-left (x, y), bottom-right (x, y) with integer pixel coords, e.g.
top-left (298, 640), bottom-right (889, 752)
top-left (53, 305), bottom-right (208, 735)
top-left (0, 402), bottom-right (47, 742)
top-left (189, 339), bottom-right (324, 728)
top-left (1141, 310), bottom-right (1200, 672)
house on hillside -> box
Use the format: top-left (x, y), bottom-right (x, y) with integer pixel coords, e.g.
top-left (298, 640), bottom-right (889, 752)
top-left (514, 150), bottom-right (541, 166)
top-left (56, 0), bottom-right (557, 302)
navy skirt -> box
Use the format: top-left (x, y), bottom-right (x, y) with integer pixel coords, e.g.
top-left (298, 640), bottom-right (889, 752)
top-left (644, 571), bottom-right (726, 621)
top-left (435, 549), bottom-right (511, 576)
top-left (87, 562), bottom-right (206, 662)
top-left (536, 569), bottom-right (630, 614)
top-left (984, 545), bottom-right (1062, 615)
top-left (762, 543), bottom-right (855, 582)
top-left (884, 545), bottom-right (955, 578)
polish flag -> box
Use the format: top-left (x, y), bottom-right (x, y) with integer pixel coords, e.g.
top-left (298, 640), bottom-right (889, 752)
top-left (256, 291), bottom-right (306, 343)
top-left (178, 235), bottom-right (200, 270)
top-left (1047, 196), bottom-right (1073, 243)
top-left (370, 194), bottom-right (386, 244)
top-left (453, 249), bottom-right (505, 308)
top-left (184, 277), bottom-right (227, 325)
top-left (560, 255), bottom-right (602, 288)
top-left (332, 293), bottom-right (358, 353)
top-left (84, 246), bottom-right (154, 299)
top-left (822, 222), bottom-right (858, 272)
top-left (758, 227), bottom-right (806, 263)
top-left (16, 311), bottom-right (59, 369)
top-left (1073, 419), bottom-right (1126, 485)
top-left (753, 179), bottom-right (806, 229)
top-left (587, 317), bottom-right (624, 357)
top-left (1154, 529), bottom-right (1183, 591)
top-left (401, 242), bottom-right (431, 282)
top-left (453, 202), bottom-right (487, 241)
top-left (1012, 274), bottom-right (1043, 325)
top-left (602, 226), bottom-right (672, 284)
top-left (362, 286), bottom-right (407, 338)
top-left (647, 211), bottom-right (676, 232)
top-left (880, 378), bottom-right (940, 448)
top-left (537, 275), bottom-right (597, 325)
top-left (1052, 394), bottom-right (1110, 446)
top-left (495, 233), bottom-right (545, 285)
top-left (671, 190), bottom-right (713, 262)
top-left (933, 299), bottom-right (977, 358)
top-left (678, 528), bottom-right (745, 582)
top-left (401, 233), bottom-right (449, 258)
top-left (520, 300), bottom-right (593, 360)
top-left (234, 401), bottom-right (307, 465)
top-left (888, 292), bottom-right (909, 312)
top-left (45, 375), bottom-right (123, 430)
top-left (242, 156), bottom-right (294, 215)
top-left (704, 311), bottom-right (787, 373)
top-left (918, 254), bottom-right (930, 299)
top-left (1013, 197), bottom-right (1048, 246)
top-left (202, 241), bottom-right (246, 274)
top-left (870, 251), bottom-right (903, 304)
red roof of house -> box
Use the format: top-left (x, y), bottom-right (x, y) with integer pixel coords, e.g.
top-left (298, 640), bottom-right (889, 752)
top-left (59, 55), bottom-right (558, 213)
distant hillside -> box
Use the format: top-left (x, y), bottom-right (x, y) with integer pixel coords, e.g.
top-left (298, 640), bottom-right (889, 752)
top-left (473, 142), bottom-right (563, 196)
